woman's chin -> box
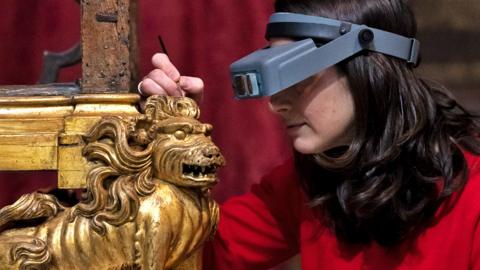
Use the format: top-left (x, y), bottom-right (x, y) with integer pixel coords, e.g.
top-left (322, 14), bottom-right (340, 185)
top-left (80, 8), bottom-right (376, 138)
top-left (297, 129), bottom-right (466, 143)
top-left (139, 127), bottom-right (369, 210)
top-left (292, 139), bottom-right (324, 155)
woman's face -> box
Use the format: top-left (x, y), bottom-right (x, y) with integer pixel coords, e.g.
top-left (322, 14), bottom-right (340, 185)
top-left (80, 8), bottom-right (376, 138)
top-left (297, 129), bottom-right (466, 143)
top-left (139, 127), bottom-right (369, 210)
top-left (268, 38), bottom-right (355, 154)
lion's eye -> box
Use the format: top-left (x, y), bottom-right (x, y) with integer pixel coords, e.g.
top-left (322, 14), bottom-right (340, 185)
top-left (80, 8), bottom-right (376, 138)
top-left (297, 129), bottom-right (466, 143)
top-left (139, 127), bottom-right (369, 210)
top-left (174, 130), bottom-right (187, 140)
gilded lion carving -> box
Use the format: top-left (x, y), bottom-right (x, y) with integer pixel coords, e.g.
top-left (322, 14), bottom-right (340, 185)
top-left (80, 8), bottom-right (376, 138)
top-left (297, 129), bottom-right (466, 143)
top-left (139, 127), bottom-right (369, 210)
top-left (0, 96), bottom-right (225, 270)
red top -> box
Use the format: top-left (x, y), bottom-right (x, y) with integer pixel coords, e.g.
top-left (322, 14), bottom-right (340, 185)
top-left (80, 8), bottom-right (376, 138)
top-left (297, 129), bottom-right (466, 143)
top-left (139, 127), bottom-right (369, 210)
top-left (204, 153), bottom-right (480, 270)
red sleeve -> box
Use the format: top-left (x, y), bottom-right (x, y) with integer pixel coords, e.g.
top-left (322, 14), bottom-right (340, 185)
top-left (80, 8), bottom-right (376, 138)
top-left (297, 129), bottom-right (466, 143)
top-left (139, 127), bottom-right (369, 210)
top-left (203, 159), bottom-right (303, 270)
top-left (472, 219), bottom-right (480, 270)
top-left (466, 152), bottom-right (480, 270)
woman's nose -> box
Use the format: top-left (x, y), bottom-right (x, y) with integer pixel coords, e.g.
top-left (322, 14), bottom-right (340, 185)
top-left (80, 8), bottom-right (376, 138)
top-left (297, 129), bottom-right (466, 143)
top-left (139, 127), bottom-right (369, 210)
top-left (268, 88), bottom-right (295, 114)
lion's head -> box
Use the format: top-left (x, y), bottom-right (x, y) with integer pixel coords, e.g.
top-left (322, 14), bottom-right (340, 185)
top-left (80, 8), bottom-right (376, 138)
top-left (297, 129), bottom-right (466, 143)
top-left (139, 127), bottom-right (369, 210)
top-left (147, 99), bottom-right (225, 188)
top-left (69, 96), bottom-right (225, 234)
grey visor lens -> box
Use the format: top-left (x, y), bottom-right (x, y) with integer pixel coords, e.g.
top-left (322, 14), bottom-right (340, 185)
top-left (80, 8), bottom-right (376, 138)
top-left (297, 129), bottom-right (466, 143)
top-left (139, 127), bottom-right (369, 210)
top-left (231, 39), bottom-right (319, 99)
top-left (232, 73), bottom-right (260, 98)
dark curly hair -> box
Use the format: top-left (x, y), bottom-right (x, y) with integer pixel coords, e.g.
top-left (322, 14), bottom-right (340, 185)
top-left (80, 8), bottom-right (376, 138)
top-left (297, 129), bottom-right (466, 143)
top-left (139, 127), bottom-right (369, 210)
top-left (275, 0), bottom-right (480, 246)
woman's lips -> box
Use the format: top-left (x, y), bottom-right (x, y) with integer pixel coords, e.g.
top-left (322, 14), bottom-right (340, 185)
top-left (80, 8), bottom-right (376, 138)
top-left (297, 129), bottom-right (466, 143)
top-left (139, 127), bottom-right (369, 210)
top-left (287, 123), bottom-right (303, 128)
top-left (286, 123), bottom-right (305, 132)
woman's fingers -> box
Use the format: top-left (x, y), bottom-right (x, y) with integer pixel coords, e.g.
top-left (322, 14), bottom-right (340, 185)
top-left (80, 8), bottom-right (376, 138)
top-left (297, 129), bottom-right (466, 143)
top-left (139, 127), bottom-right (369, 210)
top-left (145, 69), bottom-right (181, 96)
top-left (139, 53), bottom-right (205, 103)
top-left (179, 76), bottom-right (204, 102)
top-left (140, 75), bottom-right (205, 103)
top-left (139, 78), bottom-right (168, 96)
top-left (151, 53), bottom-right (180, 82)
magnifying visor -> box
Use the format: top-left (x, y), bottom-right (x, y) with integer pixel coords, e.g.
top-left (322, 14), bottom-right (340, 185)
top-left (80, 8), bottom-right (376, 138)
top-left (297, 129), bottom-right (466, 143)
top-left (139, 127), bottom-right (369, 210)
top-left (230, 12), bottom-right (420, 99)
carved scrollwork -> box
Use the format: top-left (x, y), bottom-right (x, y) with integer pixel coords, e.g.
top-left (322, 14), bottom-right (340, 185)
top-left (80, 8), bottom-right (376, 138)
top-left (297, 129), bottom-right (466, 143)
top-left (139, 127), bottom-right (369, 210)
top-left (0, 95), bottom-right (224, 269)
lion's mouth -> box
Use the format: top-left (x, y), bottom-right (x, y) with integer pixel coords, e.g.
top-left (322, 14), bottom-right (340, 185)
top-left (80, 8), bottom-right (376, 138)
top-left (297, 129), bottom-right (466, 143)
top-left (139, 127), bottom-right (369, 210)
top-left (182, 164), bottom-right (219, 181)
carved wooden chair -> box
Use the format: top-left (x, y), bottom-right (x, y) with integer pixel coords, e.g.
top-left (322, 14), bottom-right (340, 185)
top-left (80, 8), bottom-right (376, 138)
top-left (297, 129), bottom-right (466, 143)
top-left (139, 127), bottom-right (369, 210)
top-left (0, 1), bottom-right (220, 269)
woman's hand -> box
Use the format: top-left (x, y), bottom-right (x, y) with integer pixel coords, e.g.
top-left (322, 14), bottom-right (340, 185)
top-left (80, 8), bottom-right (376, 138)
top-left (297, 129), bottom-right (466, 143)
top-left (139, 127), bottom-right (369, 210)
top-left (139, 53), bottom-right (204, 103)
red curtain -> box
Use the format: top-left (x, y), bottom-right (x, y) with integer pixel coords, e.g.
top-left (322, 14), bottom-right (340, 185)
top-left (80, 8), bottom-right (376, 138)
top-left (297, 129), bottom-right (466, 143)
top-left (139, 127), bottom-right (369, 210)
top-left (0, 0), bottom-right (291, 205)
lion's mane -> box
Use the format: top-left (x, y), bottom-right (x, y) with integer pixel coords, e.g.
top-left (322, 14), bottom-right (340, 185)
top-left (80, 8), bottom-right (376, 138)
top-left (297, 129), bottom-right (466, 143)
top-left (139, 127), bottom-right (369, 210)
top-left (69, 97), bottom-right (200, 235)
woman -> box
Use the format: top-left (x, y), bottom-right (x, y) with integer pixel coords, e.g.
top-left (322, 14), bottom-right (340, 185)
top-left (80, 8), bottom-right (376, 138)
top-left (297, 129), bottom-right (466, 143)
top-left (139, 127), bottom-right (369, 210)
top-left (140, 0), bottom-right (480, 269)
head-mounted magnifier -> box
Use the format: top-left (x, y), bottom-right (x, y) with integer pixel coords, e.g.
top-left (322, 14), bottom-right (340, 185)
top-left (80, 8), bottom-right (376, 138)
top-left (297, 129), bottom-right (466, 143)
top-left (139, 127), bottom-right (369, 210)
top-left (230, 12), bottom-right (420, 99)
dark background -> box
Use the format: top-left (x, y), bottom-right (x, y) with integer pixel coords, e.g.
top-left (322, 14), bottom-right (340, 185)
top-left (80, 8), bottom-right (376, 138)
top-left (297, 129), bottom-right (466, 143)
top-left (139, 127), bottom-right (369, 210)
top-left (412, 0), bottom-right (480, 113)
top-left (0, 1), bottom-right (478, 269)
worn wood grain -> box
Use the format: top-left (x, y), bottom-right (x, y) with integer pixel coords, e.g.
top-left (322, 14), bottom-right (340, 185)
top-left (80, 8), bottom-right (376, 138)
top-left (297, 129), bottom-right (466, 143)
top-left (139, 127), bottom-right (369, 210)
top-left (80, 0), bottom-right (138, 93)
top-left (0, 106), bottom-right (74, 119)
top-left (73, 104), bottom-right (139, 116)
top-left (0, 119), bottom-right (64, 134)
top-left (58, 145), bottom-right (91, 189)
top-left (0, 83), bottom-right (80, 97)
top-left (63, 116), bottom-right (102, 135)
top-left (0, 94), bottom-right (140, 106)
top-left (0, 134), bottom-right (58, 170)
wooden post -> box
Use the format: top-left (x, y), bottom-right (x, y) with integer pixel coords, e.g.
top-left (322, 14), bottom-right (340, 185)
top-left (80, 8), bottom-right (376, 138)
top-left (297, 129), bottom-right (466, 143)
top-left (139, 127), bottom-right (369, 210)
top-left (80, 0), bottom-right (138, 93)
top-left (0, 0), bottom-right (142, 186)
